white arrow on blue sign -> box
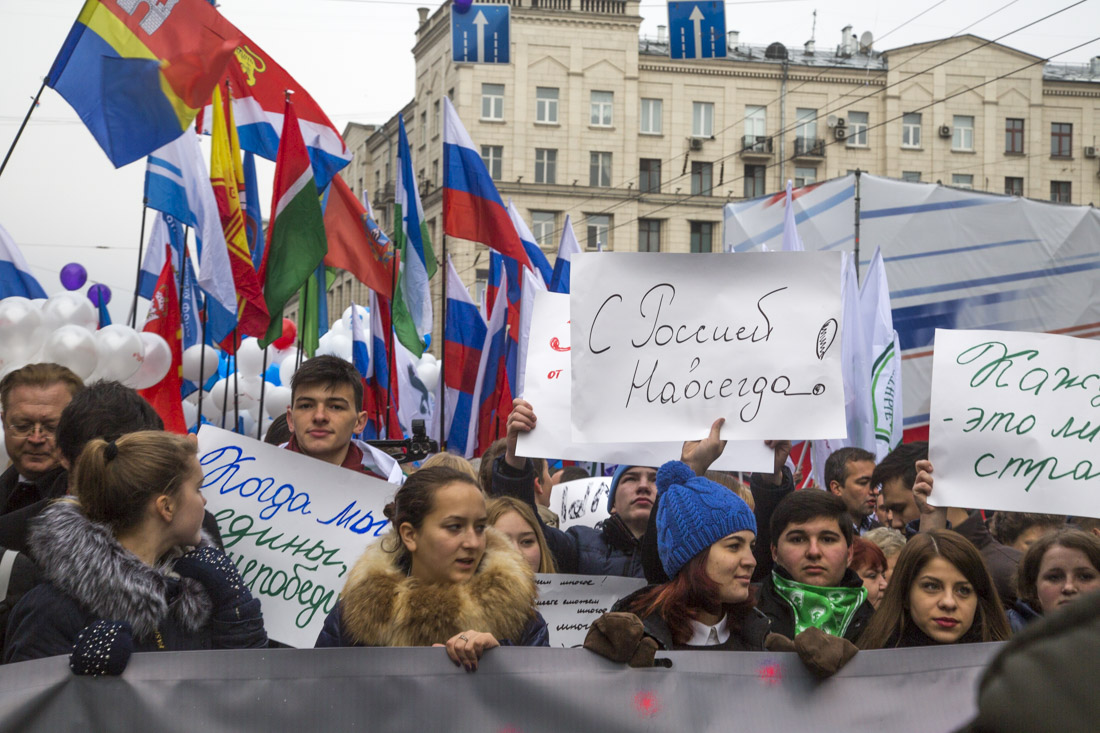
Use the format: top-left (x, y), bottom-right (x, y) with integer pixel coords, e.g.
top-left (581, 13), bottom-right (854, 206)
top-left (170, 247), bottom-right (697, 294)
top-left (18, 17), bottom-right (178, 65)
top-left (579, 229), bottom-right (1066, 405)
top-left (452, 4), bottom-right (510, 64)
top-left (667, 1), bottom-right (726, 60)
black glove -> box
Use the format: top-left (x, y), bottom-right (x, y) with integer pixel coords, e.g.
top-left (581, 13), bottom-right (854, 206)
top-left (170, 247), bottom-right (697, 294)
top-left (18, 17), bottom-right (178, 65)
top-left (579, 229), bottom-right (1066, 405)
top-left (70, 620), bottom-right (134, 676)
top-left (583, 612), bottom-right (659, 668)
top-left (173, 546), bottom-right (252, 609)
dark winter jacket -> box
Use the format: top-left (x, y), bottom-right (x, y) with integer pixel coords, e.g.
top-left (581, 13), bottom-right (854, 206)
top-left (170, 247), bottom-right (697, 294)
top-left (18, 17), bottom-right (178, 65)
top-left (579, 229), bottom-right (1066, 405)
top-left (492, 457), bottom-right (644, 578)
top-left (749, 466), bottom-right (795, 583)
top-left (611, 586), bottom-right (771, 651)
top-left (0, 465), bottom-right (67, 554)
top-left (754, 565), bottom-right (875, 643)
top-left (315, 527), bottom-right (549, 648)
top-left (3, 500), bottom-right (266, 664)
top-left (1007, 600), bottom-right (1041, 634)
top-left (953, 511), bottom-right (1022, 609)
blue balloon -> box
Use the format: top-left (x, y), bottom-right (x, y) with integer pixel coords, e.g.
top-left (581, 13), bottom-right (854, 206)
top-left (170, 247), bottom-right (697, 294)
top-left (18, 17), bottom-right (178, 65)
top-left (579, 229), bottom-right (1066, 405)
top-left (265, 363), bottom-right (281, 386)
top-left (453, 0), bottom-right (472, 11)
top-left (422, 333), bottom-right (432, 350)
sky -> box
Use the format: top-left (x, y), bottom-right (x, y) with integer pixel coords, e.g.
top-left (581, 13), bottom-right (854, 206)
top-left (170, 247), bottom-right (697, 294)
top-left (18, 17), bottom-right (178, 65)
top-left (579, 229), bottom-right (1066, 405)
top-left (0, 0), bottom-right (1097, 324)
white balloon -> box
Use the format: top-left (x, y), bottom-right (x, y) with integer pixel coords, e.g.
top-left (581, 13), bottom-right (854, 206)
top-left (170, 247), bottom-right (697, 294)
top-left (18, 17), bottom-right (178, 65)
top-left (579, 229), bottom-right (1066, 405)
top-left (42, 292), bottom-right (98, 332)
top-left (416, 361), bottom-right (441, 392)
top-left (181, 400), bottom-right (198, 429)
top-left (271, 346), bottom-right (297, 366)
top-left (42, 325), bottom-right (98, 379)
top-left (328, 319), bottom-right (349, 337)
top-left (0, 297), bottom-right (46, 364)
top-left (182, 345), bottom-right (220, 383)
top-left (200, 391), bottom-right (223, 423)
top-left (278, 357), bottom-right (298, 388)
top-left (236, 338), bottom-right (269, 377)
top-left (238, 411), bottom-right (257, 437)
top-left (419, 352), bottom-right (438, 366)
top-left (263, 385), bottom-right (292, 419)
top-left (317, 333), bottom-right (353, 362)
top-left (124, 332), bottom-right (172, 389)
top-left (94, 324), bottom-right (145, 382)
top-left (341, 304), bottom-right (369, 333)
top-left (210, 377), bottom-right (232, 410)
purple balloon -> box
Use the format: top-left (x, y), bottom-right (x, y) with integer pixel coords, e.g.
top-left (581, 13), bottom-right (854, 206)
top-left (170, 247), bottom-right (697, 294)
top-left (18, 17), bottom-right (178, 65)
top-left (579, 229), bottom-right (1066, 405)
top-left (87, 283), bottom-right (112, 306)
top-left (60, 263), bottom-right (87, 291)
top-left (453, 0), bottom-right (472, 11)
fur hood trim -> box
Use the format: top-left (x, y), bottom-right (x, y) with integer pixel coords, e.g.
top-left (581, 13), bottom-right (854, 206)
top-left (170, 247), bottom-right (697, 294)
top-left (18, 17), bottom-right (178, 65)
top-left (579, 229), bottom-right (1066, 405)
top-left (339, 527), bottom-right (537, 647)
top-left (28, 499), bottom-right (213, 641)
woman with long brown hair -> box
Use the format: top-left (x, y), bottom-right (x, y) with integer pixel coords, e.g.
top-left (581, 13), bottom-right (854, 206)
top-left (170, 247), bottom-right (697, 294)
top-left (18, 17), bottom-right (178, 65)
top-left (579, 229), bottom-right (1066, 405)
top-left (487, 496), bottom-right (557, 574)
top-left (858, 530), bottom-right (1010, 649)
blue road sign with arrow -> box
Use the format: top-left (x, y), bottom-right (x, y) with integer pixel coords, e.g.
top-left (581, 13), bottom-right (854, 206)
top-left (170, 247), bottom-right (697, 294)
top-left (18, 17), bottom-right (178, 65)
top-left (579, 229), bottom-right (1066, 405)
top-left (667, 1), bottom-right (726, 60)
top-left (452, 4), bottom-right (510, 64)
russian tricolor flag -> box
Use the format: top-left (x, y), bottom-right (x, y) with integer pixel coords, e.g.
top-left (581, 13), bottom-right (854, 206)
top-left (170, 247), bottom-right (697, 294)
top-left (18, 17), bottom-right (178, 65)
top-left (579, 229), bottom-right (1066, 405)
top-left (507, 199), bottom-right (553, 286)
top-left (443, 257), bottom-right (487, 457)
top-left (364, 291), bottom-right (403, 440)
top-left (0, 223), bottom-right (47, 299)
top-left (549, 214), bottom-right (582, 293)
top-left (469, 272), bottom-right (512, 457)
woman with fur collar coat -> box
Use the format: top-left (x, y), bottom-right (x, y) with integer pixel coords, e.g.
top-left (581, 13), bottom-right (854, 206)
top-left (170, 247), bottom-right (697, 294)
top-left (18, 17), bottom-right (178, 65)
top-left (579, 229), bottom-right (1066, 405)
top-left (3, 433), bottom-right (266, 668)
top-left (315, 466), bottom-right (548, 668)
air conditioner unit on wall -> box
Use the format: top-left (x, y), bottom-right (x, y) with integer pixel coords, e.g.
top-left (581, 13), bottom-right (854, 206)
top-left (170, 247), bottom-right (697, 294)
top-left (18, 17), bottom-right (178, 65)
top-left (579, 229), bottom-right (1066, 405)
top-left (689, 138), bottom-right (703, 151)
top-left (1085, 146), bottom-right (1097, 158)
top-left (938, 125), bottom-right (952, 138)
top-left (834, 127), bottom-right (847, 140)
top-left (835, 117), bottom-right (847, 127)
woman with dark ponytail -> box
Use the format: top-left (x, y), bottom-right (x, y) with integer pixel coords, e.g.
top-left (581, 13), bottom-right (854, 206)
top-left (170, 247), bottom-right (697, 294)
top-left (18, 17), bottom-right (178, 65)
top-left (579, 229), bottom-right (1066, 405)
top-left (3, 432), bottom-right (267, 671)
top-left (315, 466), bottom-right (548, 669)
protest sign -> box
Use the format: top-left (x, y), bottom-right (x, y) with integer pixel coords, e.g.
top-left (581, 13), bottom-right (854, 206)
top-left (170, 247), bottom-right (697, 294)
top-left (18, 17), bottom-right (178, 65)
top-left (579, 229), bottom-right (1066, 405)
top-left (517, 290), bottom-right (773, 472)
top-left (197, 427), bottom-right (396, 647)
top-left (549, 477), bottom-right (611, 530)
top-left (570, 252), bottom-right (845, 443)
top-left (535, 573), bottom-right (647, 647)
top-left (929, 328), bottom-right (1100, 517)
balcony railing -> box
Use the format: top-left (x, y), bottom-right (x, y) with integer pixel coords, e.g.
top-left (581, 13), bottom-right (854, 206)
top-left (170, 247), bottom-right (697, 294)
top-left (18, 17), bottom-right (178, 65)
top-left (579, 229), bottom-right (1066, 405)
top-left (740, 135), bottom-right (773, 155)
top-left (793, 137), bottom-right (826, 158)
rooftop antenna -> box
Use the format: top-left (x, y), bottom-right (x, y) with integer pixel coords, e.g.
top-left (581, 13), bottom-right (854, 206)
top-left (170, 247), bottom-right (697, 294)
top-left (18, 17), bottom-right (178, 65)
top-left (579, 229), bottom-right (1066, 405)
top-left (811, 9), bottom-right (817, 43)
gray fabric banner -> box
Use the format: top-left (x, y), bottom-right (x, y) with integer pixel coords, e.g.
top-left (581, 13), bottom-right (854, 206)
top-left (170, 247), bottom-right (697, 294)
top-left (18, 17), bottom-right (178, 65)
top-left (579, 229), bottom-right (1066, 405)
top-left (0, 644), bottom-right (1000, 732)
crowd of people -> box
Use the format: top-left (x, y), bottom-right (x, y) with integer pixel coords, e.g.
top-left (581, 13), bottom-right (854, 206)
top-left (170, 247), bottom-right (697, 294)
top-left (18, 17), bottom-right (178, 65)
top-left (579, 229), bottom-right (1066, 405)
top-left (2, 356), bottom-right (1098, 697)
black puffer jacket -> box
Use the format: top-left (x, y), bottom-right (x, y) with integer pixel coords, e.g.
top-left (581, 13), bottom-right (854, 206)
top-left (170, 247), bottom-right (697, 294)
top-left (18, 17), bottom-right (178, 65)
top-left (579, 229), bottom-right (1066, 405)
top-left (754, 566), bottom-right (875, 643)
top-left (3, 500), bottom-right (265, 664)
top-left (492, 457), bottom-right (644, 578)
top-left (611, 586), bottom-right (771, 651)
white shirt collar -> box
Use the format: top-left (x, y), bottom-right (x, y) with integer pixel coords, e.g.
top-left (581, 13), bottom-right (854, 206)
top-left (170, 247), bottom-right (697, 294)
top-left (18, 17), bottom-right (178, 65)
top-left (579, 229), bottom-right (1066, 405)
top-left (687, 614), bottom-right (731, 646)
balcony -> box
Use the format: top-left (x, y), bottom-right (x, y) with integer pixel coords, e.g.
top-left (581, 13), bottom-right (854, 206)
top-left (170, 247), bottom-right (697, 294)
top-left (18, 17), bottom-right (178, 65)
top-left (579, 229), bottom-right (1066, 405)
top-left (740, 135), bottom-right (774, 159)
top-left (793, 137), bottom-right (826, 160)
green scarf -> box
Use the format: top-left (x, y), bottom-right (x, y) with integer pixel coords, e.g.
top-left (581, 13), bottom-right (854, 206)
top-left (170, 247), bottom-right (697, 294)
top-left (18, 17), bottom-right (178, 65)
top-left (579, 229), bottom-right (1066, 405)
top-left (770, 571), bottom-right (867, 637)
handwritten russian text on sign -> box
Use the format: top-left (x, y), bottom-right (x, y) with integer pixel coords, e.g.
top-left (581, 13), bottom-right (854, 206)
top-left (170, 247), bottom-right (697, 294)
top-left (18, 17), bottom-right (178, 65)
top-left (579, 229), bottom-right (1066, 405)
top-left (197, 427), bottom-right (396, 647)
top-left (518, 291), bottom-right (773, 471)
top-left (549, 478), bottom-right (611, 531)
top-left (570, 252), bottom-right (845, 443)
top-left (929, 329), bottom-right (1100, 518)
top-left (536, 573), bottom-right (647, 648)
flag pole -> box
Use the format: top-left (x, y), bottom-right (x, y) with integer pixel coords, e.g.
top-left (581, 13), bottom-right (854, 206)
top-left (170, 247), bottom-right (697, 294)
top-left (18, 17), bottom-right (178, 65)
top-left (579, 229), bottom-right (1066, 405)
top-left (232, 332), bottom-right (240, 434)
top-left (0, 79), bottom-right (46, 181)
top-left (129, 201), bottom-right (149, 327)
top-left (257, 346), bottom-right (268, 440)
top-left (439, 238), bottom-right (448, 451)
top-left (221, 328), bottom-right (234, 430)
top-left (385, 252), bottom-right (398, 439)
top-left (196, 301), bottom-right (209, 434)
top-left (853, 169), bottom-right (862, 285)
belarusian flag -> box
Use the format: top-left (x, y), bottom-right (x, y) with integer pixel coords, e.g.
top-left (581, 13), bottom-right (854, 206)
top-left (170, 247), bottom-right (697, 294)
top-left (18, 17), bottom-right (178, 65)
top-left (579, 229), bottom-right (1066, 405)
top-left (259, 96), bottom-right (328, 347)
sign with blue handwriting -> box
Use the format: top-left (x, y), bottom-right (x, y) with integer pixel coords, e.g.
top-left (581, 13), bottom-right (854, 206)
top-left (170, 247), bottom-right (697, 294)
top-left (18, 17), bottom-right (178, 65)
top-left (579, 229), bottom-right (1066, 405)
top-left (197, 427), bottom-right (397, 647)
top-left (667, 1), bottom-right (727, 60)
top-left (536, 573), bottom-right (646, 648)
top-left (569, 252), bottom-right (846, 444)
top-left (452, 4), bottom-right (510, 64)
top-left (929, 328), bottom-right (1100, 518)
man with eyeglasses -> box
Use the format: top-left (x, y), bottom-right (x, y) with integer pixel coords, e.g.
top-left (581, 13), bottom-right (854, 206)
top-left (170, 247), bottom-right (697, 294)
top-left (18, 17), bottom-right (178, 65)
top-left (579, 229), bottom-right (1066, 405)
top-left (0, 364), bottom-right (83, 520)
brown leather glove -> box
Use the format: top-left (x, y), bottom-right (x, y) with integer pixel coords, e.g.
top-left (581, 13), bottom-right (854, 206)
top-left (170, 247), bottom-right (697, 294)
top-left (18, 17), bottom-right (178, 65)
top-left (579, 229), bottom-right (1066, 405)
top-left (792, 627), bottom-right (859, 678)
top-left (583, 612), bottom-right (659, 668)
top-left (763, 632), bottom-right (796, 653)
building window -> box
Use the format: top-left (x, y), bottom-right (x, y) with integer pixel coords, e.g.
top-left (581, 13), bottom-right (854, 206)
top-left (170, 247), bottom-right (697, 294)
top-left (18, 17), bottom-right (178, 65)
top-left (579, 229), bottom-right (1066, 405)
top-left (795, 108), bottom-right (817, 141)
top-left (481, 145), bottom-right (503, 180)
top-left (902, 113), bottom-right (922, 148)
top-left (639, 158), bottom-right (661, 194)
top-left (535, 148), bottom-right (557, 184)
top-left (1004, 177), bottom-right (1024, 196)
top-left (744, 165), bottom-right (766, 198)
top-left (638, 219), bottom-right (661, 252)
top-left (692, 102), bottom-right (714, 138)
top-left (432, 159), bottom-right (439, 186)
top-left (589, 151), bottom-right (611, 187)
top-left (481, 83), bottom-right (504, 120)
top-left (375, 170), bottom-right (381, 193)
top-left (433, 100), bottom-right (440, 137)
top-left (536, 87), bottom-right (558, 124)
top-left (586, 214), bottom-right (610, 250)
top-left (745, 105), bottom-right (766, 139)
top-left (420, 111), bottom-right (428, 146)
top-left (1051, 181), bottom-right (1071, 203)
top-left (952, 115), bottom-right (974, 151)
top-left (1005, 118), bottom-right (1023, 154)
top-left (794, 167), bottom-right (817, 187)
top-left (901, 170), bottom-right (921, 182)
top-left (590, 91), bottom-right (613, 127)
top-left (952, 174), bottom-right (973, 190)
top-left (847, 111), bottom-right (868, 146)
top-left (690, 221), bottom-right (714, 253)
top-left (640, 98), bottom-right (662, 134)
top-left (1051, 123), bottom-right (1072, 157)
top-left (531, 211), bottom-right (556, 247)
top-left (690, 161), bottom-right (713, 195)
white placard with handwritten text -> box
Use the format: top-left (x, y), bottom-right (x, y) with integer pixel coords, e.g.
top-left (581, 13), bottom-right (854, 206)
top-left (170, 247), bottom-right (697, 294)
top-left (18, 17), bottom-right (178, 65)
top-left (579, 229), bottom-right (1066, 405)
top-left (198, 427), bottom-right (396, 647)
top-left (536, 574), bottom-right (647, 648)
top-left (929, 328), bottom-right (1100, 518)
top-left (549, 477), bottom-right (612, 531)
top-left (570, 252), bottom-right (845, 443)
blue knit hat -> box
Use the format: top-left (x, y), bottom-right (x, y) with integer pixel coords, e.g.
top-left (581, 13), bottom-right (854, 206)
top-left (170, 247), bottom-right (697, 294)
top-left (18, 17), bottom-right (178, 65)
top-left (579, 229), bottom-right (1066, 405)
top-left (606, 464), bottom-right (634, 513)
top-left (655, 461), bottom-right (757, 578)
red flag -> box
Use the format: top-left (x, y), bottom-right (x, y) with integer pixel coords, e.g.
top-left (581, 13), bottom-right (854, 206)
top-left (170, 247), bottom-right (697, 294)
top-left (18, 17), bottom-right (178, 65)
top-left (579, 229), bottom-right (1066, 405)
top-left (139, 247), bottom-right (186, 434)
top-left (323, 176), bottom-right (395, 299)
